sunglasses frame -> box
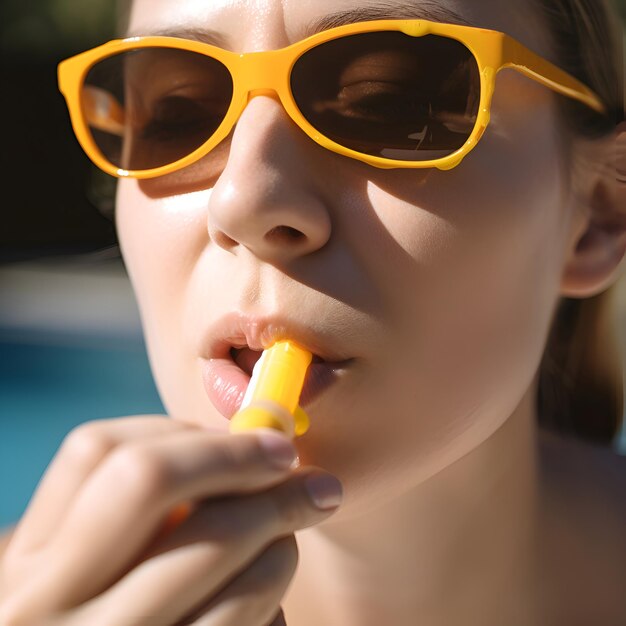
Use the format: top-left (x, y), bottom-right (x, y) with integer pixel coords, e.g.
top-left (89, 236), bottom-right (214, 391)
top-left (58, 18), bottom-right (606, 179)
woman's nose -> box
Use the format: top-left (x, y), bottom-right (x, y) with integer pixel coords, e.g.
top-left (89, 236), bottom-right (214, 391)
top-left (206, 95), bottom-right (332, 264)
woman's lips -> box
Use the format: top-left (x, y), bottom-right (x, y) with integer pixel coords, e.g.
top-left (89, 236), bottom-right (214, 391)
top-left (201, 357), bottom-right (251, 419)
top-left (200, 349), bottom-right (350, 419)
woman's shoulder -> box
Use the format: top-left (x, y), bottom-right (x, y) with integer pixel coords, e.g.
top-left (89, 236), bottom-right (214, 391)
top-left (537, 428), bottom-right (626, 623)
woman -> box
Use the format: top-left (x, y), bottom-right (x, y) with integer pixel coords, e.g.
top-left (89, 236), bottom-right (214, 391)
top-left (1, 0), bottom-right (625, 623)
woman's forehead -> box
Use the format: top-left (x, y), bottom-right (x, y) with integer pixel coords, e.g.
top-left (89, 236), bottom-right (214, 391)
top-left (128, 0), bottom-right (551, 55)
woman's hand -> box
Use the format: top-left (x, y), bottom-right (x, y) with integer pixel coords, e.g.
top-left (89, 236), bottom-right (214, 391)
top-left (0, 415), bottom-right (342, 625)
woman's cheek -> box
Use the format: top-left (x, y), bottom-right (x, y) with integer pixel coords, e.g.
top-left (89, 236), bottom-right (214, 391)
top-left (116, 181), bottom-right (209, 301)
top-left (115, 181), bottom-right (213, 419)
top-left (362, 130), bottom-right (565, 447)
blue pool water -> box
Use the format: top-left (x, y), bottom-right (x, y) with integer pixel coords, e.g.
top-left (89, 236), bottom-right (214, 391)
top-left (0, 338), bottom-right (165, 528)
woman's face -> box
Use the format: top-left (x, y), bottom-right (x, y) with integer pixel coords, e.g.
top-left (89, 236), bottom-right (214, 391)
top-left (117, 0), bottom-right (576, 520)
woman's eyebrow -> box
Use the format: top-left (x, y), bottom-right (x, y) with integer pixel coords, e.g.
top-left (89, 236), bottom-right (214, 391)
top-left (126, 2), bottom-right (472, 46)
top-left (302, 2), bottom-right (473, 36)
top-left (124, 26), bottom-right (229, 47)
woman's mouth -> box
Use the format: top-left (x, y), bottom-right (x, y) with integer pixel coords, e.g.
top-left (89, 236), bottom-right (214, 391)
top-left (200, 346), bottom-right (350, 419)
top-left (230, 346), bottom-right (263, 376)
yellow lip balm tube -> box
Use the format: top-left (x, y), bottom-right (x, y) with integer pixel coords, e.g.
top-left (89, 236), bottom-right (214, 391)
top-left (229, 340), bottom-right (312, 438)
top-left (158, 341), bottom-right (311, 540)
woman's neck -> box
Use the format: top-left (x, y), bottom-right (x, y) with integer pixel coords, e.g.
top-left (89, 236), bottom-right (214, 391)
top-left (283, 384), bottom-right (542, 626)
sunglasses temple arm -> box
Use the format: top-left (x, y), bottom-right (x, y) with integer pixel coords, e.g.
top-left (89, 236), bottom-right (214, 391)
top-left (501, 37), bottom-right (606, 115)
top-left (83, 85), bottom-right (126, 136)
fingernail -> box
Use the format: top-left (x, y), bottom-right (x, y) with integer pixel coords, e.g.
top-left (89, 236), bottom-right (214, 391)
top-left (256, 430), bottom-right (297, 470)
top-left (304, 472), bottom-right (343, 510)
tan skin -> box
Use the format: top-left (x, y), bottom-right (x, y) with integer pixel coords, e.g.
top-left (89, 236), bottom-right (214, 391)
top-left (1, 0), bottom-right (626, 624)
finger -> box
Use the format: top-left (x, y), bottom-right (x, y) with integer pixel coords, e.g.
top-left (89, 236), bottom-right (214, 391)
top-left (78, 536), bottom-right (298, 626)
top-left (8, 416), bottom-right (193, 555)
top-left (35, 429), bottom-right (300, 609)
top-left (181, 538), bottom-right (297, 626)
top-left (53, 468), bottom-right (339, 623)
top-left (137, 467), bottom-right (340, 563)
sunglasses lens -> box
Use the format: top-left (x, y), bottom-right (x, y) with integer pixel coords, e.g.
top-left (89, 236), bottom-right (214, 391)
top-left (83, 47), bottom-right (233, 171)
top-left (291, 31), bottom-right (480, 161)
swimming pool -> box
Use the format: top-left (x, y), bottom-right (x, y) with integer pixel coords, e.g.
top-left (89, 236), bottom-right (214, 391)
top-left (0, 336), bottom-right (165, 528)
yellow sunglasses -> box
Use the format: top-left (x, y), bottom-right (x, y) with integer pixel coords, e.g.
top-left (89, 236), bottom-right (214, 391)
top-left (58, 18), bottom-right (605, 179)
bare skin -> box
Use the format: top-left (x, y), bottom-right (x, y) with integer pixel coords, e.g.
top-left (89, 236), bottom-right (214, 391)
top-left (1, 0), bottom-right (625, 624)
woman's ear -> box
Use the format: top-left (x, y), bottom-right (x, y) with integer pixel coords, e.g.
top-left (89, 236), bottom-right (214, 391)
top-left (560, 122), bottom-right (626, 298)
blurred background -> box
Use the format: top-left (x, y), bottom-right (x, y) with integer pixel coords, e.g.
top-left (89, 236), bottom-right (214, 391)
top-left (1, 1), bottom-right (626, 529)
top-left (1, 0), bottom-right (164, 529)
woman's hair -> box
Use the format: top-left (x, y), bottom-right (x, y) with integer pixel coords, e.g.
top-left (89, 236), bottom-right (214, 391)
top-left (533, 0), bottom-right (625, 444)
